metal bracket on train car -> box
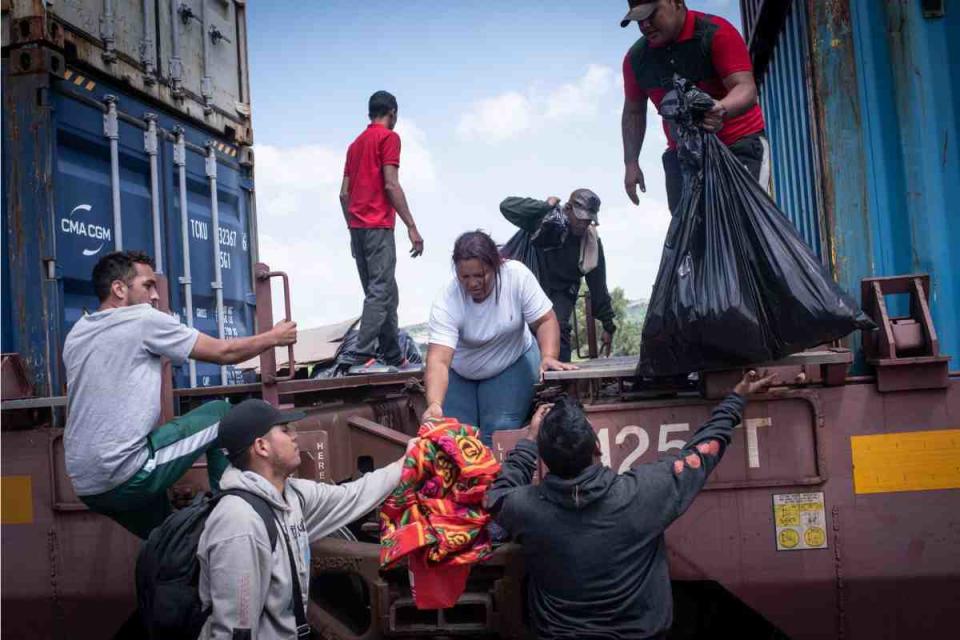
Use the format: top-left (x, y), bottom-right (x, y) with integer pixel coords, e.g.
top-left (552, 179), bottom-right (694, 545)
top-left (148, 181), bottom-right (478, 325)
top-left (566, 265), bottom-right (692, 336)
top-left (9, 44), bottom-right (65, 77)
top-left (49, 432), bottom-right (88, 512)
top-left (861, 274), bottom-right (950, 392)
top-left (699, 349), bottom-right (853, 399)
top-left (307, 538), bottom-right (528, 639)
top-left (254, 263), bottom-right (296, 406)
top-left (10, 16), bottom-right (65, 49)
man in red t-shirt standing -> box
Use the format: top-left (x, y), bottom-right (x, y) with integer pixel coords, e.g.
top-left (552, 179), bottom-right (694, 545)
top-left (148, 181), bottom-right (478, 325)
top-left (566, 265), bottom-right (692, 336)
top-left (339, 90), bottom-right (424, 370)
top-left (619, 0), bottom-right (770, 213)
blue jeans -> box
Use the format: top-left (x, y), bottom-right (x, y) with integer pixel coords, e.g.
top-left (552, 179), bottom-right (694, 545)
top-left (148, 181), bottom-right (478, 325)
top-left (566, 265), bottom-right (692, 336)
top-left (444, 344), bottom-right (540, 447)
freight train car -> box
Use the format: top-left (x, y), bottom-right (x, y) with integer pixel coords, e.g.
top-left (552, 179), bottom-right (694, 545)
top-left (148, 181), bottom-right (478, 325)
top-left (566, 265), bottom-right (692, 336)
top-left (3, 1), bottom-right (959, 639)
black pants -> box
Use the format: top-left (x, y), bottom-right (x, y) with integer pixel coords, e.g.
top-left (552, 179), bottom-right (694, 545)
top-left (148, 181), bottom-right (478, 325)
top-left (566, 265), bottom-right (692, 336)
top-left (548, 287), bottom-right (579, 363)
top-left (349, 228), bottom-right (401, 365)
top-left (662, 131), bottom-right (769, 214)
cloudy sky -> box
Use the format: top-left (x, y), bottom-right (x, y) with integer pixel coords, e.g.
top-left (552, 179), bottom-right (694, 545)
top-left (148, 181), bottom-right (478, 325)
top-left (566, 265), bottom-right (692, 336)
top-left (247, 0), bottom-right (741, 328)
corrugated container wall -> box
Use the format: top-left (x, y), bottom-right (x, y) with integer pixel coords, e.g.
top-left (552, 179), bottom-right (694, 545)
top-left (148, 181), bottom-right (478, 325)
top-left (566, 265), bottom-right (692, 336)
top-left (754, 0), bottom-right (825, 258)
top-left (742, 0), bottom-right (960, 370)
top-left (2, 0), bottom-right (259, 404)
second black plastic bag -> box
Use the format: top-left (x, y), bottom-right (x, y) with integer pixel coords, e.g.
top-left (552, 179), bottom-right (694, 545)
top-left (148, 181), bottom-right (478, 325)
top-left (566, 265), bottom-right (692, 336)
top-left (500, 229), bottom-right (542, 280)
top-left (638, 78), bottom-right (873, 377)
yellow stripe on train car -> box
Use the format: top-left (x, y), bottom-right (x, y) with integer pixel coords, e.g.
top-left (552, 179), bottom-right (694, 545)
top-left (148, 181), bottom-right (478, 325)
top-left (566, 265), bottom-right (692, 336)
top-left (0, 476), bottom-right (34, 525)
top-left (851, 429), bottom-right (960, 494)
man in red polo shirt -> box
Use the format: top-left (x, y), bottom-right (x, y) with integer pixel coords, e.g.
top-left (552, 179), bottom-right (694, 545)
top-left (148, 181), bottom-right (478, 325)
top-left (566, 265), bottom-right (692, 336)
top-left (339, 90), bottom-right (424, 370)
top-left (620, 0), bottom-right (769, 213)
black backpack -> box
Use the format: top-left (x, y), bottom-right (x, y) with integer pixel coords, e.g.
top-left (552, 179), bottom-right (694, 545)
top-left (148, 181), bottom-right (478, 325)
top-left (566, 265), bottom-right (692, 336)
top-left (135, 489), bottom-right (278, 640)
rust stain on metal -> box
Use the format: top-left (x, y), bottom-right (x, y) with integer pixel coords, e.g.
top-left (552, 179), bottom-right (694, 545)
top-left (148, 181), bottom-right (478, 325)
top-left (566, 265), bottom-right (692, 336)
top-left (824, 0), bottom-right (851, 27)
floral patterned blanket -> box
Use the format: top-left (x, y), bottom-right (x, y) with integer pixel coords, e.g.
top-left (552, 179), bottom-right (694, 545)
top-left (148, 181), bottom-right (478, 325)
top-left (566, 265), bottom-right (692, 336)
top-left (379, 418), bottom-right (501, 608)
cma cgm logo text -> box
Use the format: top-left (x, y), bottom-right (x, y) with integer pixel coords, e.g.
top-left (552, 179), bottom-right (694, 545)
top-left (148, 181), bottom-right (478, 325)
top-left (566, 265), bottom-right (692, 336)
top-left (61, 204), bottom-right (112, 256)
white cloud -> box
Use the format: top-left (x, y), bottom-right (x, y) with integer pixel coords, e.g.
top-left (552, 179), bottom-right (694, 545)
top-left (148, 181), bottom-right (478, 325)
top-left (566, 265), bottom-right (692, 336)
top-left (598, 200), bottom-right (673, 302)
top-left (254, 144), bottom-right (342, 219)
top-left (457, 65), bottom-right (620, 142)
top-left (543, 64), bottom-right (616, 121)
top-left (456, 92), bottom-right (534, 142)
top-left (393, 120), bottom-right (437, 192)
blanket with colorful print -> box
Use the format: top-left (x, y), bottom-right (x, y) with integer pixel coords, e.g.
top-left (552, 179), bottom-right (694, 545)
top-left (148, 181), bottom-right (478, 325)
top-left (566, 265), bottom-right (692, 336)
top-left (379, 418), bottom-right (501, 608)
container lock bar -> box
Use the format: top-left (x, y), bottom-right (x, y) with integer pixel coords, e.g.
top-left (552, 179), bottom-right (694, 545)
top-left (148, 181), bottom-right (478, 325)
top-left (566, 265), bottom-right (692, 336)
top-left (144, 114), bottom-right (163, 274)
top-left (103, 95), bottom-right (123, 250)
top-left (175, 127), bottom-right (197, 387)
top-left (206, 141), bottom-right (228, 385)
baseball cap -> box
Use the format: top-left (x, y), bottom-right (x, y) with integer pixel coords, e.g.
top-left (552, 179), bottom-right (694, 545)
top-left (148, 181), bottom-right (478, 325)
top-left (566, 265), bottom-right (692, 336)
top-left (218, 399), bottom-right (306, 457)
top-left (568, 188), bottom-right (601, 224)
top-left (620, 0), bottom-right (659, 28)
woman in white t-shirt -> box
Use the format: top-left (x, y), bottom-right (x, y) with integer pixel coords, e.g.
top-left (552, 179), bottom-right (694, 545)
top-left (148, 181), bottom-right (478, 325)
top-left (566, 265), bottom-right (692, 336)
top-left (422, 231), bottom-right (575, 444)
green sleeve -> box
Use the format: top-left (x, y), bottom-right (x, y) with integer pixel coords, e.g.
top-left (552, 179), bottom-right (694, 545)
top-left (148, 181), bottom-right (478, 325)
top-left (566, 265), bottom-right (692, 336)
top-left (499, 197), bottom-right (554, 234)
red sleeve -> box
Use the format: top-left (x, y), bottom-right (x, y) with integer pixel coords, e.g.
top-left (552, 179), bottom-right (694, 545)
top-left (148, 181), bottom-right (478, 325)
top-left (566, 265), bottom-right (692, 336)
top-left (709, 16), bottom-right (754, 78)
top-left (381, 131), bottom-right (401, 167)
top-left (622, 51), bottom-right (646, 102)
top-left (343, 146), bottom-right (352, 177)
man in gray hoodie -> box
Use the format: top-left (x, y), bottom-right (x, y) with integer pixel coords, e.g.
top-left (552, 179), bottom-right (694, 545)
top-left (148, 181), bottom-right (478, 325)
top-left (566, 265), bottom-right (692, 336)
top-left (197, 399), bottom-right (413, 639)
top-left (486, 370), bottom-right (775, 639)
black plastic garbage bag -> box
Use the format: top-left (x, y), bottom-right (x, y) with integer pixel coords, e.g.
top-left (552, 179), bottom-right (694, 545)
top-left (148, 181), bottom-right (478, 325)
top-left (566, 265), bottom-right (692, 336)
top-left (313, 327), bottom-right (423, 378)
top-left (530, 206), bottom-right (568, 250)
top-left (500, 230), bottom-right (542, 280)
top-left (638, 77), bottom-right (874, 377)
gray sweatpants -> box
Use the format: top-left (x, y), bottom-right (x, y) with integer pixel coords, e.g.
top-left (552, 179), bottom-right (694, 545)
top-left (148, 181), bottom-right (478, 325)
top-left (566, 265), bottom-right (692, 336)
top-left (350, 227), bottom-right (402, 364)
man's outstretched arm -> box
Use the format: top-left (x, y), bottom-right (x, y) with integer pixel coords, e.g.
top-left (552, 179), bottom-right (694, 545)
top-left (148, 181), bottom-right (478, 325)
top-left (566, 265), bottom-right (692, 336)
top-left (629, 371), bottom-right (776, 526)
top-left (485, 404), bottom-right (551, 514)
top-left (190, 320), bottom-right (298, 365)
top-left (296, 439), bottom-right (417, 540)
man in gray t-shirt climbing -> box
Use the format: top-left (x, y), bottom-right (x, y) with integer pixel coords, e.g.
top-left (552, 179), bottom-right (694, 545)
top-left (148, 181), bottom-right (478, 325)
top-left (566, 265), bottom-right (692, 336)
top-left (63, 250), bottom-right (297, 538)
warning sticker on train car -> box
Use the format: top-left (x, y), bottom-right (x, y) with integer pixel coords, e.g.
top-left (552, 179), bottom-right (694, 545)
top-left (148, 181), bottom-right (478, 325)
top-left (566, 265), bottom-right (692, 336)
top-left (773, 492), bottom-right (827, 551)
top-left (850, 429), bottom-right (960, 494)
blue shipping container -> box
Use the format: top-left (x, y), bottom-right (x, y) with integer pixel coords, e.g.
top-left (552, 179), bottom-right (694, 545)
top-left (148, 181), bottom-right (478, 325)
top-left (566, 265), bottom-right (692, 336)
top-left (2, 62), bottom-right (258, 397)
top-left (746, 0), bottom-right (960, 370)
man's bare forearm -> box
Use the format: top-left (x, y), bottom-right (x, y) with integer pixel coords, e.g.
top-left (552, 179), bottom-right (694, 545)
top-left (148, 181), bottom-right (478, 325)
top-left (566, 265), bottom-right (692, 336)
top-left (622, 103), bottom-right (647, 165)
top-left (386, 184), bottom-right (416, 230)
top-left (194, 330), bottom-right (279, 365)
top-left (719, 82), bottom-right (757, 120)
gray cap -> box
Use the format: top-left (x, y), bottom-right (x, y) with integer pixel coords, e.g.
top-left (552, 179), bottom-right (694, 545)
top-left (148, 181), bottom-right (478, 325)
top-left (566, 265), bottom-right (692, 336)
top-left (568, 188), bottom-right (601, 224)
top-left (620, 0), bottom-right (659, 28)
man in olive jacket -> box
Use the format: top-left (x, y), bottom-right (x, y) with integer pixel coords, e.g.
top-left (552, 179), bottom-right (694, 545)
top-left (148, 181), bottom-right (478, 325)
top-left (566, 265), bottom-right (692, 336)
top-left (500, 188), bottom-right (616, 361)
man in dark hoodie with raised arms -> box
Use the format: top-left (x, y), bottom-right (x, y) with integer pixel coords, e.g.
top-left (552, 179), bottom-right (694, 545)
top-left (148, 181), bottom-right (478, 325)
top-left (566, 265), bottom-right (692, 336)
top-left (486, 370), bottom-right (776, 639)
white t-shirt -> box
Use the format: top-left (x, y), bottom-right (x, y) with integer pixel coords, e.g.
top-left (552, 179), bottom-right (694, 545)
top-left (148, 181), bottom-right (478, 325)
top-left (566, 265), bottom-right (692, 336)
top-left (429, 260), bottom-right (553, 380)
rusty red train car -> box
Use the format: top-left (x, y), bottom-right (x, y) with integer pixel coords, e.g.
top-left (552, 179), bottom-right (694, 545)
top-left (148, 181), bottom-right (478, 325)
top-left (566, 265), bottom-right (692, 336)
top-left (3, 1), bottom-right (959, 639)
